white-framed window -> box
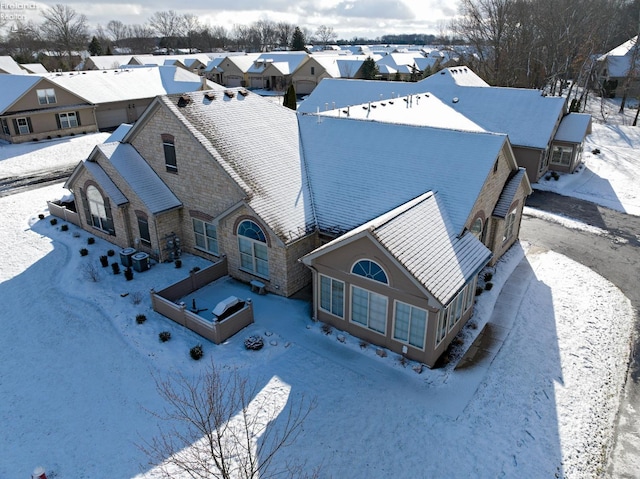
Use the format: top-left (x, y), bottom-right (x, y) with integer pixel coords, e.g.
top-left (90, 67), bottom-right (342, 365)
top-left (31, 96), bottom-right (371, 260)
top-left (58, 112), bottom-right (78, 129)
top-left (351, 285), bottom-right (387, 334)
top-left (550, 145), bottom-right (573, 166)
top-left (351, 259), bottom-right (388, 284)
top-left (37, 88), bottom-right (56, 104)
top-left (193, 218), bottom-right (218, 255)
top-left (16, 117), bottom-right (30, 134)
top-left (86, 185), bottom-right (113, 232)
top-left (503, 208), bottom-right (517, 242)
top-left (319, 275), bottom-right (344, 318)
top-left (393, 301), bottom-right (427, 349)
top-left (450, 290), bottom-right (465, 330)
top-left (238, 220), bottom-right (269, 278)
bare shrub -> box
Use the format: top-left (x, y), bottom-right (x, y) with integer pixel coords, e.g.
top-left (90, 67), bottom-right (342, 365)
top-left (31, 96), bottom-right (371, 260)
top-left (131, 291), bottom-right (144, 305)
top-left (81, 262), bottom-right (100, 282)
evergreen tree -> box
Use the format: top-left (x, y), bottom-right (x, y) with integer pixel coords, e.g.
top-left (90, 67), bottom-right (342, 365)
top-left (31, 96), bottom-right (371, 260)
top-left (291, 26), bottom-right (306, 51)
top-left (88, 35), bottom-right (102, 55)
top-left (361, 56), bottom-right (379, 80)
top-left (283, 84), bottom-right (297, 110)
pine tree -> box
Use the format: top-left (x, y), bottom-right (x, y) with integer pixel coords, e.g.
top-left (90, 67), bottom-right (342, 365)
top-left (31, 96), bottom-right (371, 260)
top-left (291, 26), bottom-right (306, 51)
top-left (283, 84), bottom-right (297, 110)
top-left (88, 36), bottom-right (102, 56)
top-left (361, 56), bottom-right (379, 80)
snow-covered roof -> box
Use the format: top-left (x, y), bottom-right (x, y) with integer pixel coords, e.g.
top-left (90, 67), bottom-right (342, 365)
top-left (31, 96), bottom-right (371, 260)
top-left (84, 55), bottom-right (138, 70)
top-left (19, 63), bottom-right (48, 74)
top-left (96, 142), bottom-right (182, 214)
top-left (554, 113), bottom-right (592, 143)
top-left (222, 53), bottom-right (261, 73)
top-left (493, 168), bottom-right (528, 218)
top-left (0, 56), bottom-right (28, 75)
top-left (300, 68), bottom-right (565, 149)
top-left (105, 124), bottom-right (132, 143)
top-left (371, 192), bottom-right (492, 305)
top-left (298, 113), bottom-right (508, 233)
top-left (77, 159), bottom-right (128, 206)
top-left (598, 36), bottom-right (638, 77)
top-left (317, 91), bottom-right (485, 132)
top-left (247, 52), bottom-right (308, 74)
top-left (43, 66), bottom-right (222, 104)
top-left (156, 89), bottom-right (315, 243)
top-left (0, 74), bottom-right (43, 113)
top-left (304, 191), bottom-right (492, 306)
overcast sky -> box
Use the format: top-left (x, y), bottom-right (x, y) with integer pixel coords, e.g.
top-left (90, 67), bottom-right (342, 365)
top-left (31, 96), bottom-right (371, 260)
top-left (16, 0), bottom-right (458, 41)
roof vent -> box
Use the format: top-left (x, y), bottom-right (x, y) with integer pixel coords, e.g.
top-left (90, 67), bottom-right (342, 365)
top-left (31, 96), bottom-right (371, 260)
top-left (239, 89), bottom-right (249, 97)
top-left (452, 97), bottom-right (459, 103)
top-left (177, 94), bottom-right (192, 107)
top-left (224, 90), bottom-right (235, 98)
top-left (204, 92), bottom-right (216, 101)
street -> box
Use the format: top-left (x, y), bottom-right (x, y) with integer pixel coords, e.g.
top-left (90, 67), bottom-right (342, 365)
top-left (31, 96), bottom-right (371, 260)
top-left (522, 190), bottom-right (640, 478)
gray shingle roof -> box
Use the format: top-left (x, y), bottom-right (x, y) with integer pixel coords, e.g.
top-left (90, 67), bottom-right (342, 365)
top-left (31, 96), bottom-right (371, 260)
top-left (98, 142), bottom-right (182, 215)
top-left (80, 160), bottom-right (128, 206)
top-left (493, 168), bottom-right (527, 218)
top-left (160, 90), bottom-right (316, 242)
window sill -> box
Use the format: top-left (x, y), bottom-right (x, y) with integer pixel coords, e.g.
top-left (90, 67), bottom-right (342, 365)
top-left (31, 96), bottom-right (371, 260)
top-left (239, 267), bottom-right (269, 281)
top-left (194, 246), bottom-right (219, 257)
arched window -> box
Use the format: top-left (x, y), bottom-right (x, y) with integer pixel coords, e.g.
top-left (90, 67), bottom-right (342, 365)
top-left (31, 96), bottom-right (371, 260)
top-left (238, 220), bottom-right (269, 277)
top-left (85, 185), bottom-right (114, 233)
top-left (470, 217), bottom-right (483, 239)
top-left (351, 259), bottom-right (388, 284)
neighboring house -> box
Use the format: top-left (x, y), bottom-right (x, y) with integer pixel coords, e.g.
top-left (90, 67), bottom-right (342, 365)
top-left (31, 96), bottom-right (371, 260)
top-left (0, 74), bottom-right (97, 143)
top-left (82, 55), bottom-right (137, 71)
top-left (43, 66), bottom-right (222, 130)
top-left (0, 56), bottom-right (28, 74)
top-left (292, 55), bottom-right (374, 95)
top-left (596, 36), bottom-right (640, 98)
top-left (300, 66), bottom-right (591, 183)
top-left (64, 87), bottom-right (530, 368)
top-left (219, 53), bottom-right (261, 87)
top-left (246, 52), bottom-right (309, 90)
top-left (375, 53), bottom-right (423, 80)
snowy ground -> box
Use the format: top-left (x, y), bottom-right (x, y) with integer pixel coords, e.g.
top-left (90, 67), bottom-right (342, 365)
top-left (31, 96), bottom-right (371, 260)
top-left (0, 95), bottom-right (637, 478)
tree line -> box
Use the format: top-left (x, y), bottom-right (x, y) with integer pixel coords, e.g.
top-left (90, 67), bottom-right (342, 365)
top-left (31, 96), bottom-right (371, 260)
top-left (450, 0), bottom-right (639, 91)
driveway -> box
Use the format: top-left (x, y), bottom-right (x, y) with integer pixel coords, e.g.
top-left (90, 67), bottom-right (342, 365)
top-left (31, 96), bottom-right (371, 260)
top-left (522, 190), bottom-right (640, 478)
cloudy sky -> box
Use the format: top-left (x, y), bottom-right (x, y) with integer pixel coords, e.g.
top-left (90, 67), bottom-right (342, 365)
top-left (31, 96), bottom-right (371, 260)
top-left (14, 0), bottom-right (459, 40)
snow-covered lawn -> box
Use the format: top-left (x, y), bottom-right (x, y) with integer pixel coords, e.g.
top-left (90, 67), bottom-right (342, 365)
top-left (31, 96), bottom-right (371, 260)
top-left (0, 95), bottom-right (637, 478)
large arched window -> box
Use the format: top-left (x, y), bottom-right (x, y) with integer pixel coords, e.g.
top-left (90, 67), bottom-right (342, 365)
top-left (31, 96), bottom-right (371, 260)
top-left (238, 220), bottom-right (269, 278)
top-left (351, 259), bottom-right (388, 284)
top-left (470, 217), bottom-right (483, 240)
top-left (85, 185), bottom-right (114, 233)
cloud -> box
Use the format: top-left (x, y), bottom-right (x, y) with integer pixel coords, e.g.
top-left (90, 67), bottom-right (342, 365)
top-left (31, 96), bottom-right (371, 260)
top-left (322, 0), bottom-right (414, 20)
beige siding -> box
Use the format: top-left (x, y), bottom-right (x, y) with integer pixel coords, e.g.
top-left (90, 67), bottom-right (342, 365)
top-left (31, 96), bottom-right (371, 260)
top-left (514, 146), bottom-right (546, 183)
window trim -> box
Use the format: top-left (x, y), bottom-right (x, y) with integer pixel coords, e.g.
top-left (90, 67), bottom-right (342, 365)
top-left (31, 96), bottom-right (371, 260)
top-left (58, 111), bottom-right (78, 129)
top-left (503, 208), bottom-right (517, 243)
top-left (237, 220), bottom-right (269, 279)
top-left (350, 285), bottom-right (388, 336)
top-left (193, 218), bottom-right (219, 255)
top-left (351, 259), bottom-right (389, 285)
top-left (137, 215), bottom-right (151, 245)
top-left (393, 300), bottom-right (428, 350)
top-left (37, 88), bottom-right (57, 105)
top-left (319, 274), bottom-right (345, 318)
top-left (16, 117), bottom-right (30, 135)
top-left (550, 145), bottom-right (573, 167)
top-left (162, 135), bottom-right (177, 173)
top-left (86, 185), bottom-right (114, 234)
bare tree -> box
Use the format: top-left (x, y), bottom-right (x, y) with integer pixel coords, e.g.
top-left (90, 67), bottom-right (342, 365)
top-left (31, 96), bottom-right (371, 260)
top-left (275, 22), bottom-right (295, 49)
top-left (254, 19), bottom-right (277, 51)
top-left (106, 19), bottom-right (130, 45)
top-left (5, 20), bottom-right (42, 63)
top-left (315, 25), bottom-right (337, 47)
top-left (129, 24), bottom-right (156, 54)
top-left (40, 4), bottom-right (88, 70)
top-left (141, 362), bottom-right (317, 479)
top-left (149, 10), bottom-right (184, 51)
top-left (182, 13), bottom-right (201, 52)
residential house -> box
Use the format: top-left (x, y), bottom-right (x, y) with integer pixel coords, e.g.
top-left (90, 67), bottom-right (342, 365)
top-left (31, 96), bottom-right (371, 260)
top-left (43, 66), bottom-right (222, 130)
top-left (292, 54), bottom-right (375, 95)
top-left (0, 74), bottom-right (97, 143)
top-left (64, 87), bottom-right (530, 367)
top-left (246, 52), bottom-right (309, 90)
top-left (299, 66), bottom-right (591, 183)
top-left (596, 36), bottom-right (640, 98)
top-left (375, 52), bottom-right (424, 81)
top-left (219, 53), bottom-right (260, 87)
top-left (19, 63), bottom-right (48, 74)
